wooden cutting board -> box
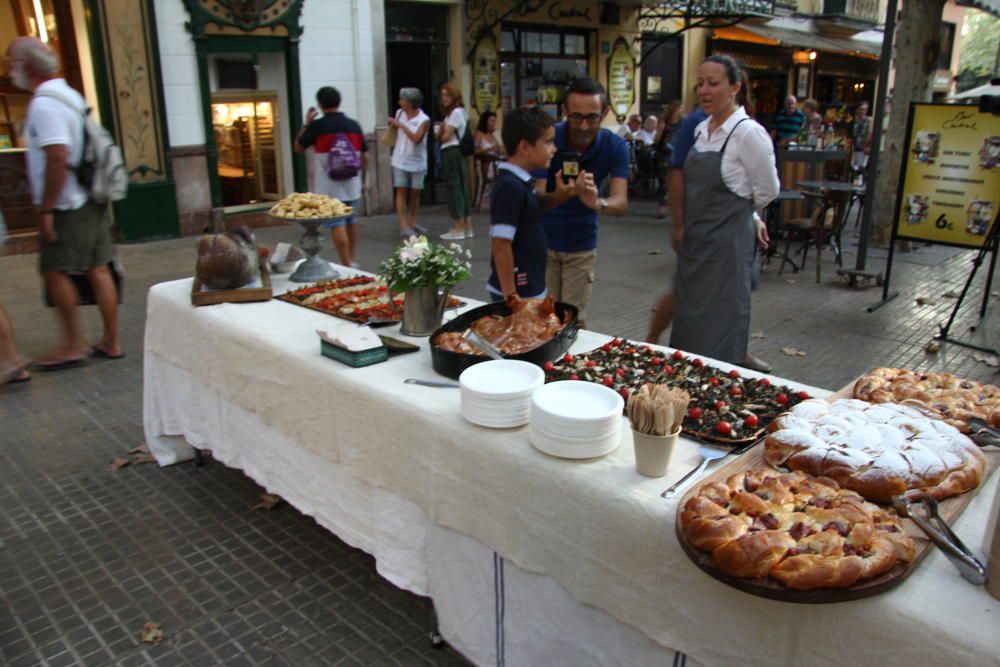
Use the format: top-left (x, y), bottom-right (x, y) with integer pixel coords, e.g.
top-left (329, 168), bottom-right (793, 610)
top-left (674, 377), bottom-right (1000, 603)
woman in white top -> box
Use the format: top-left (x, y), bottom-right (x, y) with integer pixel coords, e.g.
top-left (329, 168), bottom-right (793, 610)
top-left (437, 83), bottom-right (473, 240)
top-left (636, 115), bottom-right (658, 146)
top-left (388, 87), bottom-right (431, 239)
top-left (669, 55), bottom-right (779, 366)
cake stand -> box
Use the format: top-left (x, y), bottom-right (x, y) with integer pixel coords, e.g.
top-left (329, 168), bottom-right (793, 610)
top-left (273, 215), bottom-right (348, 283)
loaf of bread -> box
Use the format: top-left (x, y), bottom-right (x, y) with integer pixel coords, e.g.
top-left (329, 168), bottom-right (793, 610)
top-left (680, 469), bottom-right (914, 589)
top-left (195, 228), bottom-right (260, 290)
top-left (764, 398), bottom-right (985, 503)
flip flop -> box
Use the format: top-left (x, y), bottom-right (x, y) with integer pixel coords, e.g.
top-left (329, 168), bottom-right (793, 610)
top-left (11, 370), bottom-right (30, 383)
top-left (90, 347), bottom-right (125, 360)
top-left (33, 356), bottom-right (89, 372)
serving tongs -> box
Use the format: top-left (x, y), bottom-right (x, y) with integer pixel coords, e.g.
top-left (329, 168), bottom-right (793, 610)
top-left (891, 494), bottom-right (986, 585)
top-left (461, 329), bottom-right (504, 360)
top-left (964, 416), bottom-right (1000, 448)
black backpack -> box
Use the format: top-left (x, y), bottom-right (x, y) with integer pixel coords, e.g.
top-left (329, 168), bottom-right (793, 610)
top-left (458, 110), bottom-right (475, 157)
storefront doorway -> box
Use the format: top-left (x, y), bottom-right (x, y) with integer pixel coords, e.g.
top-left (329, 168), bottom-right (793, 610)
top-left (639, 34), bottom-right (682, 119)
top-left (211, 95), bottom-right (283, 207)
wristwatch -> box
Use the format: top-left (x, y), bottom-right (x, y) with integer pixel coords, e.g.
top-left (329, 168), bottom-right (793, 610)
top-left (598, 198), bottom-right (608, 213)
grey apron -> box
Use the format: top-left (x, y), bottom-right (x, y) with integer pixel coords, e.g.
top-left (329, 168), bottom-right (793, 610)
top-left (669, 119), bottom-right (755, 365)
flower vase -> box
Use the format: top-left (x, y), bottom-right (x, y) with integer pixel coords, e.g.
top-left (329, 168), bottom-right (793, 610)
top-left (400, 285), bottom-right (448, 336)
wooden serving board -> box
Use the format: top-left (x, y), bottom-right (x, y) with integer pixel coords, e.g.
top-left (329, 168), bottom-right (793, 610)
top-left (276, 291), bottom-right (465, 324)
top-left (674, 379), bottom-right (1000, 603)
top-left (191, 265), bottom-right (272, 306)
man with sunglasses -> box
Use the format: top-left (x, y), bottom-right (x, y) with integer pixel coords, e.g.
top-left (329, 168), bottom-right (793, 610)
top-left (532, 77), bottom-right (630, 328)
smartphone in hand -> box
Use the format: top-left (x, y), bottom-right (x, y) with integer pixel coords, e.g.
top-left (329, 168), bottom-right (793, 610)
top-left (561, 152), bottom-right (580, 184)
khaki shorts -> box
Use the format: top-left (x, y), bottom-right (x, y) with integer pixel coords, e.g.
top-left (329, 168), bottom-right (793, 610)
top-left (39, 201), bottom-right (114, 273)
top-left (546, 248), bottom-right (597, 321)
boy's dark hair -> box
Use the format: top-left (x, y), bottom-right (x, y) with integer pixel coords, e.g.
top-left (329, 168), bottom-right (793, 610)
top-left (501, 107), bottom-right (555, 156)
top-left (317, 86), bottom-right (341, 109)
top-left (562, 77), bottom-right (607, 109)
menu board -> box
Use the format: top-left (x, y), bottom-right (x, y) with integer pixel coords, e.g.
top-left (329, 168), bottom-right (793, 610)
top-left (607, 38), bottom-right (635, 118)
top-left (473, 37), bottom-right (499, 113)
top-left (894, 103), bottom-right (999, 248)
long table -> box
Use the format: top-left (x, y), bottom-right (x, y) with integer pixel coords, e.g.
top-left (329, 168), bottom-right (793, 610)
top-left (144, 271), bottom-right (1000, 667)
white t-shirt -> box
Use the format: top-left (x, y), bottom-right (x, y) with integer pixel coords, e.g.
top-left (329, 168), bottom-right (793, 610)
top-left (390, 109), bottom-right (430, 172)
top-left (692, 106), bottom-right (779, 210)
top-left (24, 78), bottom-right (89, 210)
top-left (440, 108), bottom-right (467, 149)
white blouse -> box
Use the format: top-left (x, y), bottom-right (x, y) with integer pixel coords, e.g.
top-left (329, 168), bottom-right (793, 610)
top-left (692, 106), bottom-right (779, 210)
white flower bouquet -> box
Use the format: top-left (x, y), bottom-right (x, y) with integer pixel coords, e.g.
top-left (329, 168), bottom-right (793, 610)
top-left (379, 235), bottom-right (471, 294)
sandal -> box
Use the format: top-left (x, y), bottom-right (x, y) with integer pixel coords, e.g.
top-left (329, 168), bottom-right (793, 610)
top-left (0, 356), bottom-right (32, 387)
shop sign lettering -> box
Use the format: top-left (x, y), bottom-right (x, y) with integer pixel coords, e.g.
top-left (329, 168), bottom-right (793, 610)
top-left (548, 2), bottom-right (592, 20)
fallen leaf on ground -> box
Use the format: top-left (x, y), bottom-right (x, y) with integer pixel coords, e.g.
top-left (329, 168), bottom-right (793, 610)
top-left (786, 279), bottom-right (797, 284)
top-left (941, 290), bottom-right (961, 299)
top-left (915, 297), bottom-right (937, 306)
top-left (751, 331), bottom-right (766, 339)
top-left (109, 458), bottom-right (131, 472)
top-left (781, 347), bottom-right (807, 357)
top-left (129, 444), bottom-right (151, 455)
top-left (131, 453), bottom-right (157, 465)
top-left (992, 291), bottom-right (999, 298)
top-left (253, 493), bottom-right (282, 511)
top-left (972, 352), bottom-right (999, 368)
top-left (925, 341), bottom-right (941, 354)
top-left (140, 622), bottom-right (163, 645)
top-left (647, 249), bottom-right (662, 255)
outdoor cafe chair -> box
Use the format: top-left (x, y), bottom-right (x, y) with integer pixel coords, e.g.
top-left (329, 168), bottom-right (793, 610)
top-left (777, 188), bottom-right (852, 283)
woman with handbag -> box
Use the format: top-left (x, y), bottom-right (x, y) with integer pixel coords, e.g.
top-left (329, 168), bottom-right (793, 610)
top-left (387, 87), bottom-right (431, 239)
top-left (437, 83), bottom-right (473, 240)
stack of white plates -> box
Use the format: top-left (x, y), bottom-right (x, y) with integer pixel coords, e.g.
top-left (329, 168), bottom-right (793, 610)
top-left (459, 360), bottom-right (545, 428)
top-left (529, 380), bottom-right (624, 459)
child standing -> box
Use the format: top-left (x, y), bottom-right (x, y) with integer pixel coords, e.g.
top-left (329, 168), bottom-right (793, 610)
top-left (487, 108), bottom-right (558, 303)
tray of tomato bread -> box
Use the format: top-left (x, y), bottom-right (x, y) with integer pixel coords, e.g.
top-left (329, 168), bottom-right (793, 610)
top-left (675, 367), bottom-right (1000, 602)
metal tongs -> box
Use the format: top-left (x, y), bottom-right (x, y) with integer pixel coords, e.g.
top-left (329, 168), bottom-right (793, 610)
top-left (891, 494), bottom-right (986, 585)
top-left (964, 416), bottom-right (1000, 448)
top-left (461, 329), bottom-right (504, 360)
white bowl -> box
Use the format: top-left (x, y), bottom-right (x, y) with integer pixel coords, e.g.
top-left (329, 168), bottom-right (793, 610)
top-left (459, 360), bottom-right (544, 400)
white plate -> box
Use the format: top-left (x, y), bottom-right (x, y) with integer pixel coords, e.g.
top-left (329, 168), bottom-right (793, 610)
top-left (530, 418), bottom-right (621, 442)
top-left (463, 411), bottom-right (530, 428)
top-left (531, 381), bottom-right (624, 424)
top-left (460, 360), bottom-right (544, 399)
top-left (529, 424), bottom-right (620, 459)
top-left (531, 406), bottom-right (621, 435)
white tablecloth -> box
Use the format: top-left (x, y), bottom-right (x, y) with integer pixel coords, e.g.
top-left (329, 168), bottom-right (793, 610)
top-left (144, 272), bottom-right (1000, 667)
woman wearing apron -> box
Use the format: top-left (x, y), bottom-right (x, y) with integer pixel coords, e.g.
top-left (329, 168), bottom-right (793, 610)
top-left (669, 55), bottom-right (779, 366)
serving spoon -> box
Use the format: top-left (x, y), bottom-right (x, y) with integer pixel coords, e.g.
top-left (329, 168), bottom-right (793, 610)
top-left (660, 444), bottom-right (731, 498)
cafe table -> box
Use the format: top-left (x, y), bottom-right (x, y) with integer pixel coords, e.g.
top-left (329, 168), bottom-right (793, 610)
top-left (796, 179), bottom-right (866, 193)
top-left (143, 269), bottom-right (1000, 667)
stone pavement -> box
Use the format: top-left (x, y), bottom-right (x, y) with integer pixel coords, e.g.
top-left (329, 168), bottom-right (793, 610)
top-left (1, 199), bottom-right (997, 666)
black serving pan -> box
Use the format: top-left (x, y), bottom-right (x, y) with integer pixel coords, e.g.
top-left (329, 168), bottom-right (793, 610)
top-left (430, 301), bottom-right (580, 379)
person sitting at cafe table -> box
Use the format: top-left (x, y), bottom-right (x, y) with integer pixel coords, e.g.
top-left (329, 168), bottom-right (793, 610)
top-left (770, 95), bottom-right (805, 147)
top-left (475, 111), bottom-right (505, 157)
top-left (617, 114), bottom-right (642, 141)
top-left (487, 107), bottom-right (562, 304)
top-left (798, 98), bottom-right (823, 145)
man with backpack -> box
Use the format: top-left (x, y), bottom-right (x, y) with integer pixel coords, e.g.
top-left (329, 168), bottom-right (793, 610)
top-left (295, 87), bottom-right (368, 268)
top-left (6, 36), bottom-right (122, 369)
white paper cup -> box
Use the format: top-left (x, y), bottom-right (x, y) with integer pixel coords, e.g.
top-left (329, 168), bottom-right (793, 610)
top-left (632, 427), bottom-right (680, 478)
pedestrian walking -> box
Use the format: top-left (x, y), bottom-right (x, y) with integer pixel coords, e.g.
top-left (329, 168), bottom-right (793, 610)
top-left (295, 86), bottom-right (368, 268)
top-left (387, 87), bottom-right (430, 240)
top-left (669, 55), bottom-right (778, 367)
top-left (533, 77), bottom-right (629, 328)
top-left (851, 101), bottom-right (873, 170)
top-left (6, 36), bottom-right (122, 369)
top-left (438, 83), bottom-right (474, 240)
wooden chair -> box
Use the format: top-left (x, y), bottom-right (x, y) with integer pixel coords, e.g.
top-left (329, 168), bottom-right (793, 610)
top-left (778, 188), bottom-right (852, 283)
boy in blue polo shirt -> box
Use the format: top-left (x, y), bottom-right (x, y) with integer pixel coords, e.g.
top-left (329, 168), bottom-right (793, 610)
top-left (487, 108), bottom-right (557, 303)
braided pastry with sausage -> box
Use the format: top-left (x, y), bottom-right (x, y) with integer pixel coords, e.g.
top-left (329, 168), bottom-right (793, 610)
top-left (680, 469), bottom-right (914, 589)
top-left (853, 367), bottom-right (1000, 433)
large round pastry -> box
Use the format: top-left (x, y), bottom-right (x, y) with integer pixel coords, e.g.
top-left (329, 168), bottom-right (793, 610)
top-left (764, 399), bottom-right (985, 503)
top-left (854, 367), bottom-right (1000, 433)
top-left (679, 469), bottom-right (915, 589)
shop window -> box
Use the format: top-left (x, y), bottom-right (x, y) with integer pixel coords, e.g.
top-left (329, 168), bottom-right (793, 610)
top-left (499, 24), bottom-right (591, 115)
